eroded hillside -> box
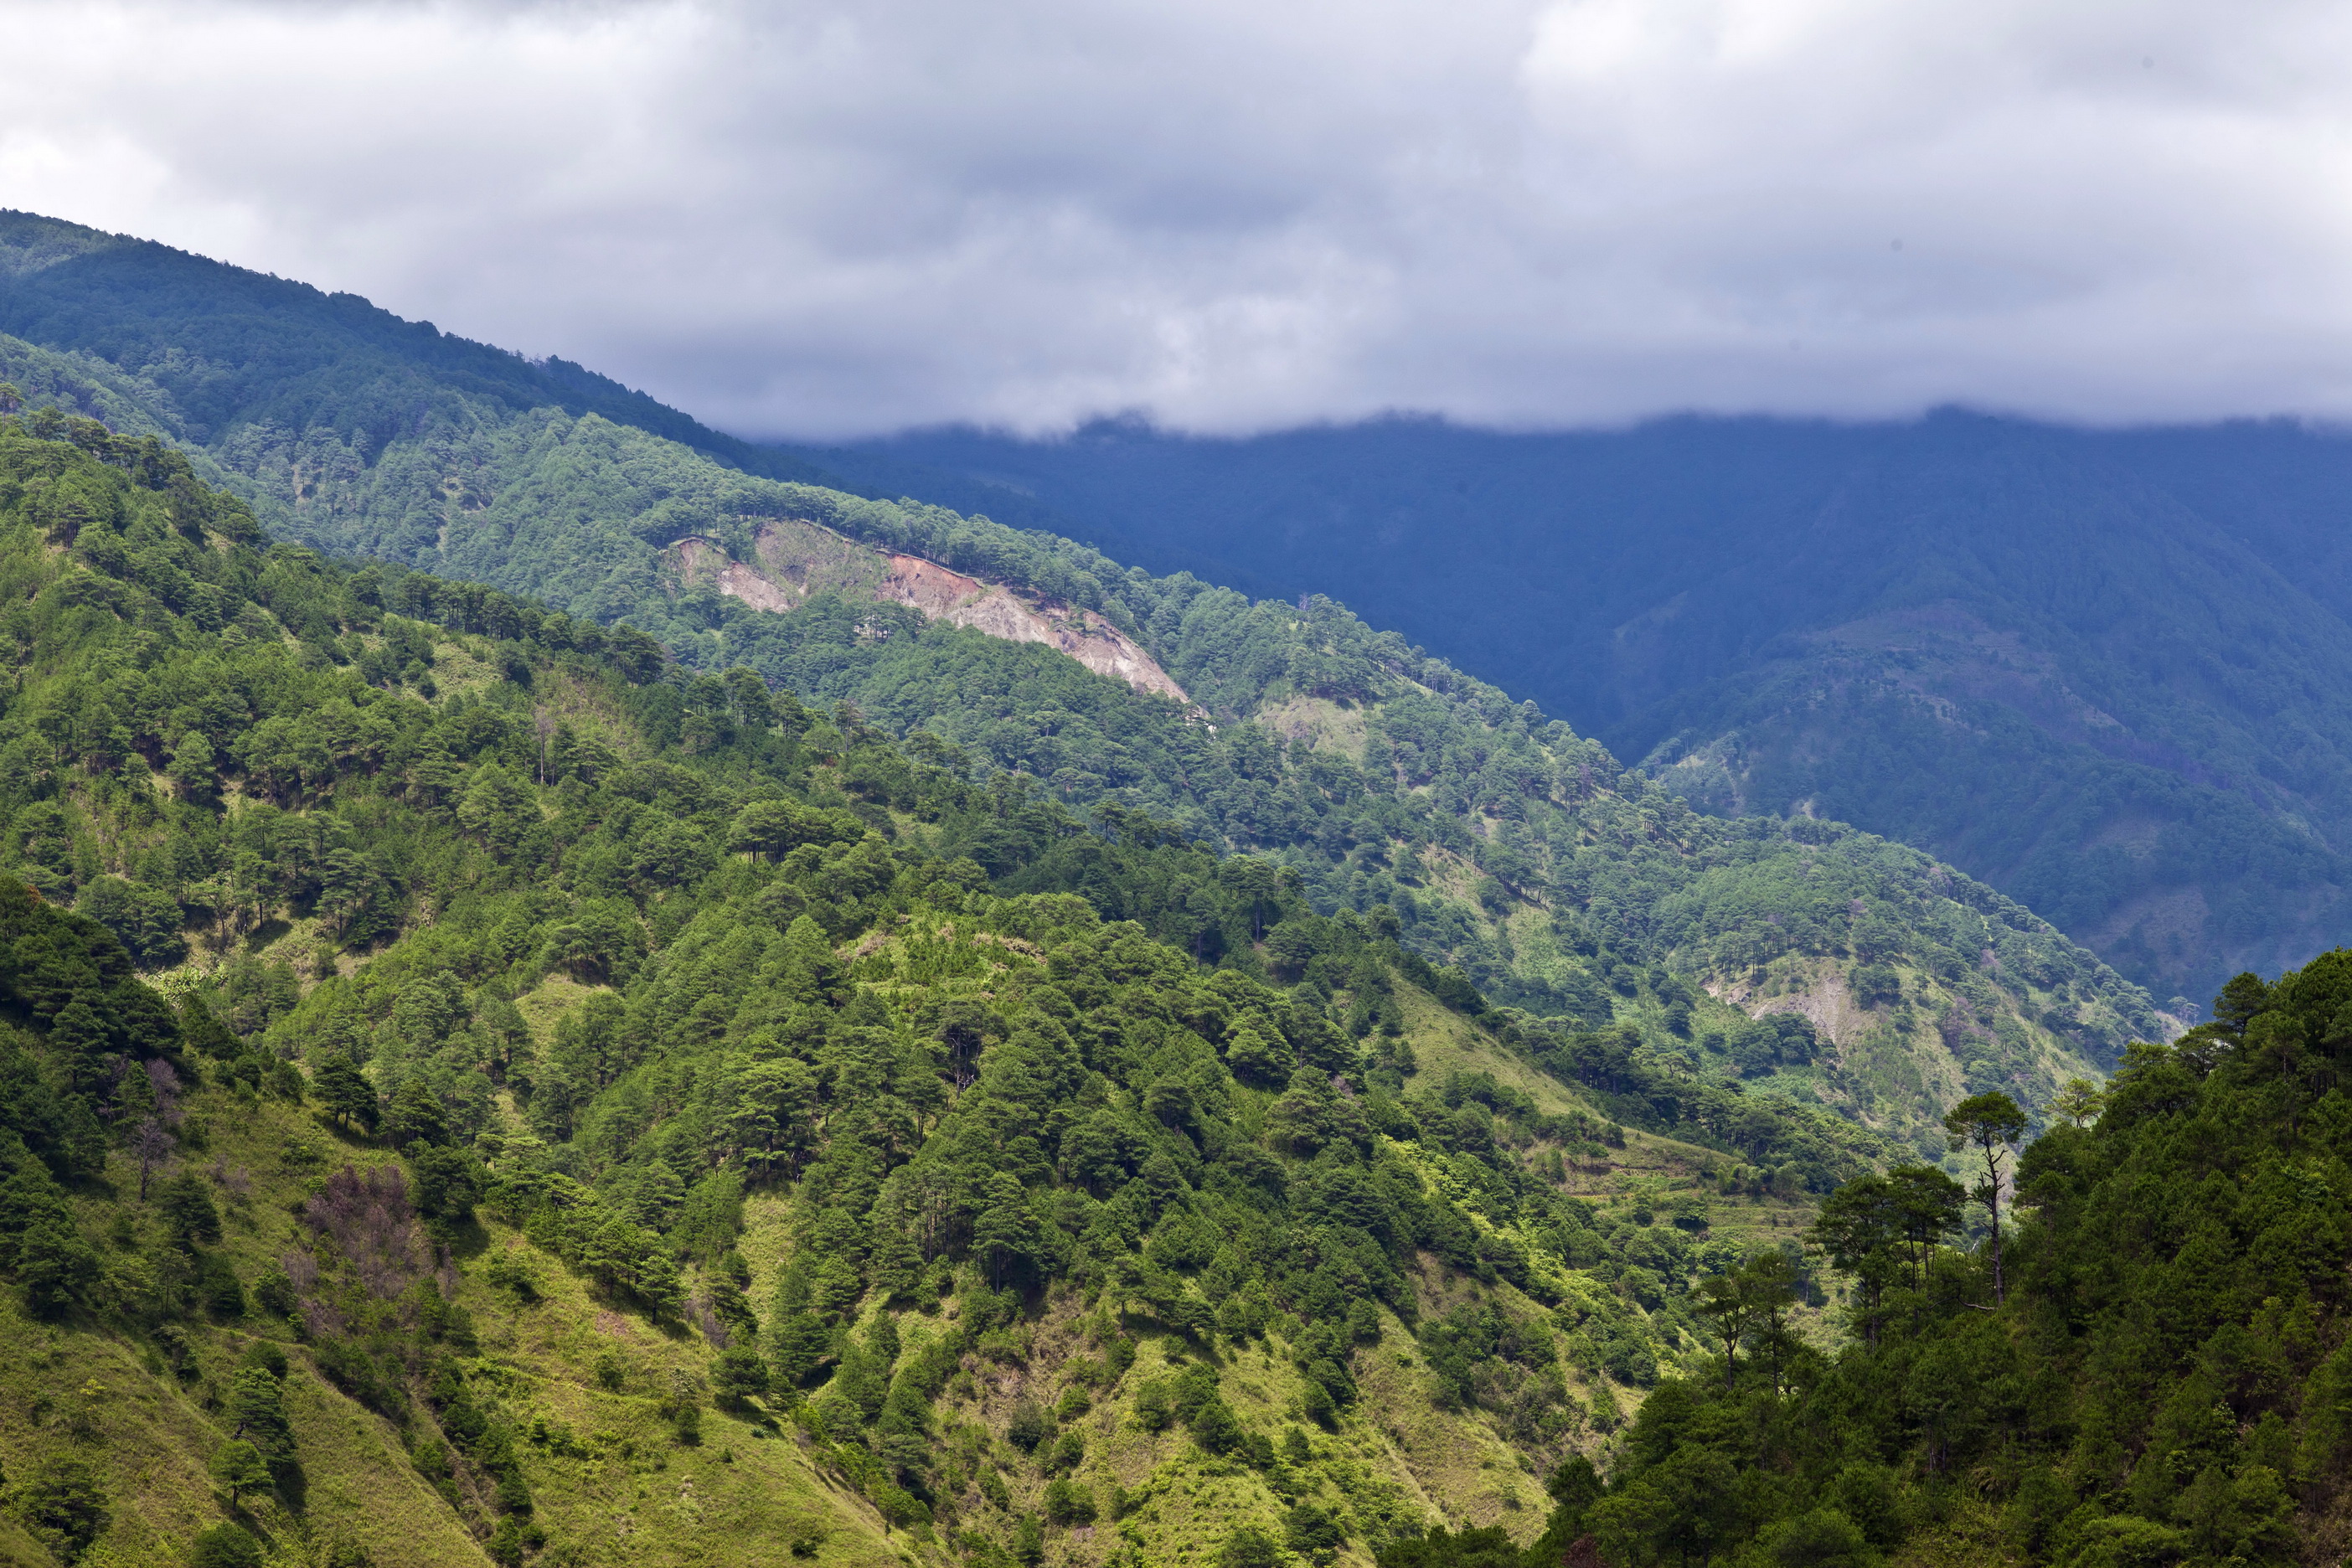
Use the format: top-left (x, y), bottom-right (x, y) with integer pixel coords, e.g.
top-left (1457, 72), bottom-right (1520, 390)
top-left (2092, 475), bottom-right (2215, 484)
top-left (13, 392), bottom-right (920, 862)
top-left (665, 521), bottom-right (1189, 703)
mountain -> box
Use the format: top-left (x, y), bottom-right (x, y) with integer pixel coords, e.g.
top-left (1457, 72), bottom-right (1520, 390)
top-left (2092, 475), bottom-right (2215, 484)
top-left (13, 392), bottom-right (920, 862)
top-left (0, 211), bottom-right (2165, 1158)
top-left (0, 223), bottom-right (2332, 1568)
top-left (835, 415), bottom-right (2352, 1008)
top-left (1, 418), bottom-right (2339, 1567)
top-left (0, 420), bottom-right (1890, 1565)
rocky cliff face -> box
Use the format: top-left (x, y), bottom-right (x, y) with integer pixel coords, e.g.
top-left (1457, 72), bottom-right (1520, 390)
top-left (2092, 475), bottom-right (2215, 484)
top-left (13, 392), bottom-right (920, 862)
top-left (668, 518), bottom-right (1192, 703)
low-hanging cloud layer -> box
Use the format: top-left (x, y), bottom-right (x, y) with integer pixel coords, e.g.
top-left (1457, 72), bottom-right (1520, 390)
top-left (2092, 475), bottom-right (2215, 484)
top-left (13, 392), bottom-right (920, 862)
top-left (3, 0), bottom-right (2349, 439)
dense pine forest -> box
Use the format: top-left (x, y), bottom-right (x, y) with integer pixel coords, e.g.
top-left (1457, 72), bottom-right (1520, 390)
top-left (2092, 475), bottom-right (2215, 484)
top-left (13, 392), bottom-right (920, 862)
top-left (841, 414), bottom-right (2352, 1007)
top-left (0, 418), bottom-right (1885, 1565)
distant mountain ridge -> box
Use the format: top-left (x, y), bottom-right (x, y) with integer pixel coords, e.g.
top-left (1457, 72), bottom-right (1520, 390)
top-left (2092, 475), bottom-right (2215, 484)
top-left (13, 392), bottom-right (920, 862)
top-left (838, 414), bottom-right (2352, 1003)
top-left (0, 209), bottom-right (2165, 1158)
top-left (0, 209), bottom-right (844, 488)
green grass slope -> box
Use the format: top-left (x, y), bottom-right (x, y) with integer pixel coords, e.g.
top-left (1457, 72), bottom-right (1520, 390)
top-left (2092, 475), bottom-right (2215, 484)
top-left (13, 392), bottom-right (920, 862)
top-left (1, 1086), bottom-right (921, 1568)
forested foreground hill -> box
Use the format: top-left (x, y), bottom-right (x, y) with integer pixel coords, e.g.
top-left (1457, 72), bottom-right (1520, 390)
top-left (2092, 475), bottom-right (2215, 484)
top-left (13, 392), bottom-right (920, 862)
top-left (0, 212), bottom-right (2164, 1155)
top-left (0, 422), bottom-right (1906, 1565)
top-left (1391, 950), bottom-right (2352, 1568)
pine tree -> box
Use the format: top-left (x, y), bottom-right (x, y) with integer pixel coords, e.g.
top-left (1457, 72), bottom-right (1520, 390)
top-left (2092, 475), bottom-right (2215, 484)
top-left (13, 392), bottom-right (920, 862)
top-left (209, 1439), bottom-right (269, 1507)
top-left (867, 1214), bottom-right (923, 1304)
top-left (224, 1364), bottom-right (294, 1466)
top-left (1225, 1019), bottom-right (1291, 1086)
top-left (16, 1209), bottom-right (100, 1317)
top-left (156, 1171), bottom-right (221, 1246)
top-left (314, 1053), bottom-right (379, 1133)
top-left (712, 1344), bottom-right (770, 1408)
top-left (972, 1173), bottom-right (1039, 1289)
top-left (1943, 1091), bottom-right (2027, 1305)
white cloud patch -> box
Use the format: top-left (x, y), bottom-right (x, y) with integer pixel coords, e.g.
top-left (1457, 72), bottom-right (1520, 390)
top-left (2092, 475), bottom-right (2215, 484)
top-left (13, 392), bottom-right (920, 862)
top-left (3, 0), bottom-right (2349, 437)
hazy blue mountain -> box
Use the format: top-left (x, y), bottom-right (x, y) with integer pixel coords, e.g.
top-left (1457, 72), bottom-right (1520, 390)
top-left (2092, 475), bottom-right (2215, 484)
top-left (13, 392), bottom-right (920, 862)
top-left (838, 415), bottom-right (2352, 1003)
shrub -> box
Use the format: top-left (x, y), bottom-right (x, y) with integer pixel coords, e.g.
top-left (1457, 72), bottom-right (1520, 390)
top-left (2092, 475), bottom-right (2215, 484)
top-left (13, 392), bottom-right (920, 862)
top-left (713, 1343), bottom-right (770, 1407)
top-left (197, 1251), bottom-right (247, 1318)
top-left (873, 1483), bottom-right (931, 1529)
top-left (1043, 1478), bottom-right (1097, 1527)
top-left (1218, 1526), bottom-right (1282, 1568)
top-left (1132, 1379), bottom-right (1173, 1431)
top-left (190, 1523), bottom-right (263, 1568)
top-left (252, 1266), bottom-right (298, 1318)
top-left (486, 1518), bottom-right (527, 1568)
top-left (1191, 1399), bottom-right (1246, 1454)
top-left (1005, 1398), bottom-right (1053, 1452)
top-left (13, 1456), bottom-right (109, 1560)
top-left (483, 1248), bottom-right (541, 1302)
top-left (1286, 1501), bottom-right (1346, 1565)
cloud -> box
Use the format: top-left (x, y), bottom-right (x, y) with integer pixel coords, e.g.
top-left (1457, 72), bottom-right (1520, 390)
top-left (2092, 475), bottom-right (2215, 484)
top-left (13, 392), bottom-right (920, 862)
top-left (3, 0), bottom-right (2350, 437)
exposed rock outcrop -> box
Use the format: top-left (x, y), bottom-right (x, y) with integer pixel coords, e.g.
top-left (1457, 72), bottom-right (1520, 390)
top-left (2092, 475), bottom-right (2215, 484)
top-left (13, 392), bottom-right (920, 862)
top-left (874, 554), bottom-right (1189, 702)
top-left (663, 520), bottom-right (1191, 704)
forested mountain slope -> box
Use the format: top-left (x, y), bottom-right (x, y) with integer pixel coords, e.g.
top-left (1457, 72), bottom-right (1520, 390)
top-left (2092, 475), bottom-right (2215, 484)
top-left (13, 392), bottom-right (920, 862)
top-left (0, 213), bottom-right (2164, 1158)
top-left (5, 244), bottom-right (2336, 1568)
top-left (0, 421), bottom-right (1890, 1567)
top-left (839, 415), bottom-right (2352, 1008)
top-left (1392, 947), bottom-right (2352, 1568)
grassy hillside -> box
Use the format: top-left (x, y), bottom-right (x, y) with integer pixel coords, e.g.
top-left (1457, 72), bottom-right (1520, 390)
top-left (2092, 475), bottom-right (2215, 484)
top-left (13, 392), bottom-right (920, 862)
top-left (0, 213), bottom-right (2165, 1155)
top-left (838, 413), bottom-right (2352, 1007)
top-left (0, 423), bottom-right (1885, 1566)
top-left (0, 963), bottom-right (1829, 1568)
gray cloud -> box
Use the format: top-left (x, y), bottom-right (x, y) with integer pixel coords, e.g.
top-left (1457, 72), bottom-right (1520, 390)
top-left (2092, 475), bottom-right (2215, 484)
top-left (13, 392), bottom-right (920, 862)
top-left (3, 0), bottom-right (2349, 437)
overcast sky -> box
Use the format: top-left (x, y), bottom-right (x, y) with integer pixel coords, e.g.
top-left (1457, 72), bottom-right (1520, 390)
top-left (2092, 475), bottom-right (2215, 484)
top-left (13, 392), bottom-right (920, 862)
top-left (3, 0), bottom-right (2349, 440)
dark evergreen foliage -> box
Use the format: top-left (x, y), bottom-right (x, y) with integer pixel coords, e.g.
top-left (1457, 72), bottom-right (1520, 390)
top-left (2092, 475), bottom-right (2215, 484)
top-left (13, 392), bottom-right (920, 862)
top-left (1381, 952), bottom-right (2352, 1566)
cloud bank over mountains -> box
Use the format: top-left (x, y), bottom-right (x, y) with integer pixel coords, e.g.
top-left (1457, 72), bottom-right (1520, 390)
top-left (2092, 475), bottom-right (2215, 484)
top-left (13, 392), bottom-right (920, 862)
top-left (3, 0), bottom-right (2349, 438)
